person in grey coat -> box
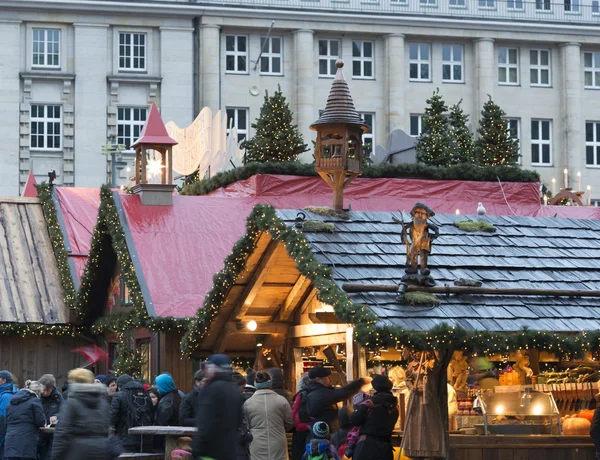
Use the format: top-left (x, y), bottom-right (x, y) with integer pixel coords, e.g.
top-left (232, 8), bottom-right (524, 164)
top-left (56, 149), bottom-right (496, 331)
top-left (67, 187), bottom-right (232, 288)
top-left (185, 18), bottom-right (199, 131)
top-left (50, 368), bottom-right (112, 460)
top-left (4, 381), bottom-right (46, 459)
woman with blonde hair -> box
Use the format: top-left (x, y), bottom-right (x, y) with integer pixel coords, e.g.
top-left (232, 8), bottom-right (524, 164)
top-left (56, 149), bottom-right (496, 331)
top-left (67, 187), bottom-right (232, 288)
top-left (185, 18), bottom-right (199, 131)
top-left (4, 380), bottom-right (46, 459)
top-left (50, 368), bottom-right (116, 460)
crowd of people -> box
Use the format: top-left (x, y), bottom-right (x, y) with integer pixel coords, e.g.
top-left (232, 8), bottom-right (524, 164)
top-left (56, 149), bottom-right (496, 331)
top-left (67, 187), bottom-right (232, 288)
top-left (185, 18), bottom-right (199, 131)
top-left (0, 354), bottom-right (400, 460)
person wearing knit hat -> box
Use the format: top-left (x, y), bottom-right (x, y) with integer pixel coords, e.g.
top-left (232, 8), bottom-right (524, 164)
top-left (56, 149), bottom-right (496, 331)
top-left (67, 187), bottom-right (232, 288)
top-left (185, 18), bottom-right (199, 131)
top-left (312, 421), bottom-right (330, 439)
top-left (303, 422), bottom-right (339, 460)
top-left (38, 374), bottom-right (63, 460)
top-left (116, 374), bottom-right (133, 390)
top-left (348, 375), bottom-right (398, 460)
top-left (242, 371), bottom-right (293, 460)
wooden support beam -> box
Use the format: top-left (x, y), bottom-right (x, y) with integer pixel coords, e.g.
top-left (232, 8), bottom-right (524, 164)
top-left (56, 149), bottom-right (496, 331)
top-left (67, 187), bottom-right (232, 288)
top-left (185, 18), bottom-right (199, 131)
top-left (279, 275), bottom-right (311, 321)
top-left (296, 333), bottom-right (347, 348)
top-left (233, 240), bottom-right (280, 320)
top-left (309, 312), bottom-right (343, 324)
top-left (226, 322), bottom-right (289, 335)
top-left (212, 322), bottom-right (235, 354)
top-left (346, 327), bottom-right (355, 381)
top-left (289, 323), bottom-right (349, 338)
top-left (342, 283), bottom-right (600, 298)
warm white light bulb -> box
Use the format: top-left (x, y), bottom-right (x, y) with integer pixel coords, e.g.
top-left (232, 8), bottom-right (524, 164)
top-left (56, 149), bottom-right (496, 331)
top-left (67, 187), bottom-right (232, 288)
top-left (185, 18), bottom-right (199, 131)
top-left (247, 320), bottom-right (257, 331)
top-left (455, 209), bottom-right (460, 215)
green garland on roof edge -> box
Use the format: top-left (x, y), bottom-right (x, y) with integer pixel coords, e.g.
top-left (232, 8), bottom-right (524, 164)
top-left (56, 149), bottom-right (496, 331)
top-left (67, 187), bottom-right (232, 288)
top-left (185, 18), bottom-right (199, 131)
top-left (180, 161), bottom-right (540, 196)
top-left (181, 203), bottom-right (600, 358)
top-left (0, 323), bottom-right (80, 338)
top-left (78, 185), bottom-right (186, 335)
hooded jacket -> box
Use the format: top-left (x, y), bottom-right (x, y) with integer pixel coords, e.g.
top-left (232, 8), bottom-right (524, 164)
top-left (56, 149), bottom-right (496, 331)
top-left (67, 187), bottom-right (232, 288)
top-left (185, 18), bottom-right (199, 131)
top-left (4, 389), bottom-right (46, 458)
top-left (192, 372), bottom-right (244, 460)
top-left (305, 379), bottom-right (364, 432)
top-left (50, 383), bottom-right (111, 460)
top-left (110, 380), bottom-right (152, 449)
top-left (0, 382), bottom-right (17, 446)
top-left (268, 368), bottom-right (292, 402)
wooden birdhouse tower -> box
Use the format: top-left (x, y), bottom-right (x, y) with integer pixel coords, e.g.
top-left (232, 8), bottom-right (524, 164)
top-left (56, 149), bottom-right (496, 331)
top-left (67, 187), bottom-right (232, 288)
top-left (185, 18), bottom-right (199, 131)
top-left (131, 102), bottom-right (178, 206)
top-left (311, 60), bottom-right (370, 210)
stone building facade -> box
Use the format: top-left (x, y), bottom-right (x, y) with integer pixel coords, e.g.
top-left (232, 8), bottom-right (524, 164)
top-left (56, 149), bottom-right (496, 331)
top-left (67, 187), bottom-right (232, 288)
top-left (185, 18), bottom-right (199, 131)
top-left (1, 0), bottom-right (600, 200)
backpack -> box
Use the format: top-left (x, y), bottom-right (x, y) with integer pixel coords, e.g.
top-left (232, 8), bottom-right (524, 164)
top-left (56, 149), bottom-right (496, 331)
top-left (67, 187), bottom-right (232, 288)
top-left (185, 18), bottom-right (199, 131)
top-left (303, 439), bottom-right (337, 460)
top-left (125, 387), bottom-right (153, 427)
top-left (297, 389), bottom-right (312, 423)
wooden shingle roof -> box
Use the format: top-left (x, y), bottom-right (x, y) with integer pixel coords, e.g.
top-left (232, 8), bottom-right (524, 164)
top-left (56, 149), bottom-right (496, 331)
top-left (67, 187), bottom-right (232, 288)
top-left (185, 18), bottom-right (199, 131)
top-left (0, 198), bottom-right (68, 324)
top-left (276, 209), bottom-right (600, 333)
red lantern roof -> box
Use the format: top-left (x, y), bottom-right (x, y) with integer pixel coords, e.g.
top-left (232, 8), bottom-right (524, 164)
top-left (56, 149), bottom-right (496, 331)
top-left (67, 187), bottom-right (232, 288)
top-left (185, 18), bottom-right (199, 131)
top-left (131, 102), bottom-right (177, 147)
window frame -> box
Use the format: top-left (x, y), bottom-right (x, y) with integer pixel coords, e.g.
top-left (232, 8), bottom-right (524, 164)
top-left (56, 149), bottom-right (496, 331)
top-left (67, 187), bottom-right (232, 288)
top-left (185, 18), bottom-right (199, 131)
top-left (409, 43), bottom-right (431, 82)
top-left (478, 0), bottom-right (495, 8)
top-left (536, 0), bottom-right (552, 10)
top-left (118, 32), bottom-right (147, 72)
top-left (564, 0), bottom-right (580, 12)
top-left (419, 0), bottom-right (437, 6)
top-left (531, 119), bottom-right (552, 166)
top-left (226, 107), bottom-right (249, 145)
top-left (442, 45), bottom-right (464, 83)
top-left (410, 114), bottom-right (423, 137)
top-left (498, 47), bottom-right (520, 86)
top-left (32, 29), bottom-right (61, 69)
top-left (593, 0), bottom-right (600, 14)
top-left (585, 121), bottom-right (600, 167)
top-left (530, 49), bottom-right (551, 87)
top-left (507, 0), bottom-right (524, 9)
top-left (584, 52), bottom-right (600, 89)
top-left (30, 104), bottom-right (62, 151)
top-left (259, 36), bottom-right (283, 76)
top-left (225, 35), bottom-right (249, 74)
top-left (117, 107), bottom-right (148, 151)
top-left (358, 112), bottom-right (375, 157)
top-left (351, 40), bottom-right (375, 80)
top-left (318, 39), bottom-right (341, 78)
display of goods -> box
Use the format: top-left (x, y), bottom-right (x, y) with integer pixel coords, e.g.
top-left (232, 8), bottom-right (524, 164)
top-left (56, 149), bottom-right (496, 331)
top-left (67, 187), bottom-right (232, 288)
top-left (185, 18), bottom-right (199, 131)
top-left (541, 366), bottom-right (600, 384)
top-left (577, 410), bottom-right (595, 423)
top-left (562, 416), bottom-right (591, 435)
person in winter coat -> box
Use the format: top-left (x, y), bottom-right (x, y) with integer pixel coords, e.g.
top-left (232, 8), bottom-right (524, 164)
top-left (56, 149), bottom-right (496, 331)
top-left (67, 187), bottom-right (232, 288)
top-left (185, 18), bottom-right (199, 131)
top-left (291, 376), bottom-right (312, 460)
top-left (50, 368), bottom-right (113, 460)
top-left (4, 380), bottom-right (46, 460)
top-left (232, 372), bottom-right (252, 460)
top-left (243, 371), bottom-right (294, 460)
top-left (110, 374), bottom-right (153, 453)
top-left (192, 354), bottom-right (244, 460)
top-left (38, 374), bottom-right (63, 460)
top-left (305, 367), bottom-right (370, 433)
top-left (0, 370), bottom-right (17, 460)
top-left (155, 374), bottom-right (181, 426)
top-left (179, 370), bottom-right (204, 426)
top-left (269, 368), bottom-right (292, 402)
top-left (242, 369), bottom-right (257, 400)
top-left (348, 375), bottom-right (399, 460)
top-left (104, 375), bottom-right (118, 409)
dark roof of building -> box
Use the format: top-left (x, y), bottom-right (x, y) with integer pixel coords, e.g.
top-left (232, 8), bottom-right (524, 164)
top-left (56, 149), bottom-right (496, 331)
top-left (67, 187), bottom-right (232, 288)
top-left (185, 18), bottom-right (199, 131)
top-left (0, 197), bottom-right (68, 324)
top-left (276, 209), bottom-right (600, 333)
top-left (310, 60), bottom-right (369, 132)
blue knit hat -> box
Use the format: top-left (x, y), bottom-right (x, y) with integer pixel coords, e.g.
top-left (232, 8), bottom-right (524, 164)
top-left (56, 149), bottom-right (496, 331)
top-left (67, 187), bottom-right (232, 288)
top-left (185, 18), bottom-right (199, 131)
top-left (0, 371), bottom-right (12, 382)
top-left (312, 421), bottom-right (330, 439)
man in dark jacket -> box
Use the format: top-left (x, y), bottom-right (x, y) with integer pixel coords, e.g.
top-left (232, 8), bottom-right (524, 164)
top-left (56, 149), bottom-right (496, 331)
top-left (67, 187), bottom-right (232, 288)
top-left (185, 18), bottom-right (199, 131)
top-left (0, 370), bottom-right (17, 460)
top-left (305, 366), bottom-right (369, 432)
top-left (110, 374), bottom-right (153, 453)
top-left (179, 370), bottom-right (204, 426)
top-left (192, 354), bottom-right (244, 460)
top-left (4, 382), bottom-right (46, 460)
top-left (269, 367), bottom-right (292, 402)
top-left (38, 374), bottom-right (63, 460)
top-left (241, 369), bottom-right (257, 400)
top-left (348, 375), bottom-right (399, 460)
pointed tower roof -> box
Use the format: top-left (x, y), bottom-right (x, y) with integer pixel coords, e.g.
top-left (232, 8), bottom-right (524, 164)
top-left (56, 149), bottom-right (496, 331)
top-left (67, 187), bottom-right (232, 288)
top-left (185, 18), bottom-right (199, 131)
top-left (310, 60), bottom-right (370, 132)
top-left (132, 102), bottom-right (178, 147)
top-left (22, 171), bottom-right (38, 198)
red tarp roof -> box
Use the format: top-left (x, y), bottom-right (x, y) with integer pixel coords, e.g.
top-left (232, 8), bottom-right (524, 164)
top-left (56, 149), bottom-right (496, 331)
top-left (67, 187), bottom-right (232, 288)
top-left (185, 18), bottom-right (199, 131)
top-left (50, 175), bottom-right (600, 318)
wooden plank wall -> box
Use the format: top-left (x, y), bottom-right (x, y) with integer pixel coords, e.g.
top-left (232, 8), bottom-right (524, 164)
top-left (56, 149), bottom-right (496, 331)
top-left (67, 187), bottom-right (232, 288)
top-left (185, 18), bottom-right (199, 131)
top-left (0, 335), bottom-right (91, 388)
top-left (158, 332), bottom-right (193, 393)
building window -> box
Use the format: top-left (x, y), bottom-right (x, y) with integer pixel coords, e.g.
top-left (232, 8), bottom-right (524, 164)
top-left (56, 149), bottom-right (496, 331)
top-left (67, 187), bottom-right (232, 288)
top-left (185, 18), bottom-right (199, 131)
top-left (536, 0), bottom-right (551, 10)
top-left (260, 36), bottom-right (283, 75)
top-left (319, 40), bottom-right (340, 78)
top-left (506, 118), bottom-right (521, 163)
top-left (409, 44), bottom-right (431, 81)
top-left (30, 105), bottom-right (61, 150)
top-left (420, 0), bottom-right (437, 5)
top-left (498, 47), bottom-right (519, 85)
top-left (507, 0), bottom-right (524, 8)
top-left (531, 119), bottom-right (552, 165)
top-left (594, 0), bottom-right (600, 13)
top-left (564, 0), bottom-right (580, 11)
top-left (449, 0), bottom-right (466, 5)
top-left (226, 108), bottom-right (249, 144)
top-left (442, 45), bottom-right (463, 82)
top-left (119, 32), bottom-right (146, 71)
top-left (530, 50), bottom-right (551, 87)
top-left (225, 35), bottom-right (248, 74)
top-left (32, 29), bottom-right (60, 68)
top-left (479, 0), bottom-right (494, 7)
top-left (352, 41), bottom-right (374, 79)
top-left (584, 52), bottom-right (600, 89)
top-left (410, 115), bottom-right (423, 137)
top-left (359, 112), bottom-right (375, 157)
top-left (586, 121), bottom-right (600, 166)
top-left (117, 107), bottom-right (147, 150)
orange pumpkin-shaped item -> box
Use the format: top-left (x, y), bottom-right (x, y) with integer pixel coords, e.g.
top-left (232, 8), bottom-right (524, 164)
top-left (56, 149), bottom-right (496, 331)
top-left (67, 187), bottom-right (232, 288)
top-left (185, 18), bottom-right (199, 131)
top-left (562, 417), bottom-right (591, 435)
top-left (577, 410), bottom-right (595, 423)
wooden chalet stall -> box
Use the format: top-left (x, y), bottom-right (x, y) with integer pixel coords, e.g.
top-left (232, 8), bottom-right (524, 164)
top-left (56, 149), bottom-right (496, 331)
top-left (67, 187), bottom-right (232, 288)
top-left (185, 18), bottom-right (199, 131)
top-left (0, 196), bottom-right (89, 386)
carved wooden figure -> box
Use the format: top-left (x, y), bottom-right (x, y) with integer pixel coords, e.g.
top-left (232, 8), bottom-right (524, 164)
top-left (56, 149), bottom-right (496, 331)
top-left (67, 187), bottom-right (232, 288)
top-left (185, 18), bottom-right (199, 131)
top-left (394, 203), bottom-right (439, 275)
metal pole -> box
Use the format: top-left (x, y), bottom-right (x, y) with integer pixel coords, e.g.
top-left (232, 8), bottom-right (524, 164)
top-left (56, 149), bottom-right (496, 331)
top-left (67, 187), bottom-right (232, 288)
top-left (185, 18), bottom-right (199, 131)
top-left (111, 150), bottom-right (117, 188)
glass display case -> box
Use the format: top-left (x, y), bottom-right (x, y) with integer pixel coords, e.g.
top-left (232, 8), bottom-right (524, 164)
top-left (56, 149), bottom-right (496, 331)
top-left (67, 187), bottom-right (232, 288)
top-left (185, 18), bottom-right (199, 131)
top-left (474, 388), bottom-right (561, 435)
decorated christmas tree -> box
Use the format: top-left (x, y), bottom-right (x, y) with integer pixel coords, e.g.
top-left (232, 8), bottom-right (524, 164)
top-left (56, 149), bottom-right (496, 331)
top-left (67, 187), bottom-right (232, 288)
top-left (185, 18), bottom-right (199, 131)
top-left (112, 331), bottom-right (145, 379)
top-left (447, 99), bottom-right (474, 165)
top-left (416, 89), bottom-right (452, 166)
top-left (242, 87), bottom-right (308, 163)
top-left (473, 96), bottom-right (520, 166)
